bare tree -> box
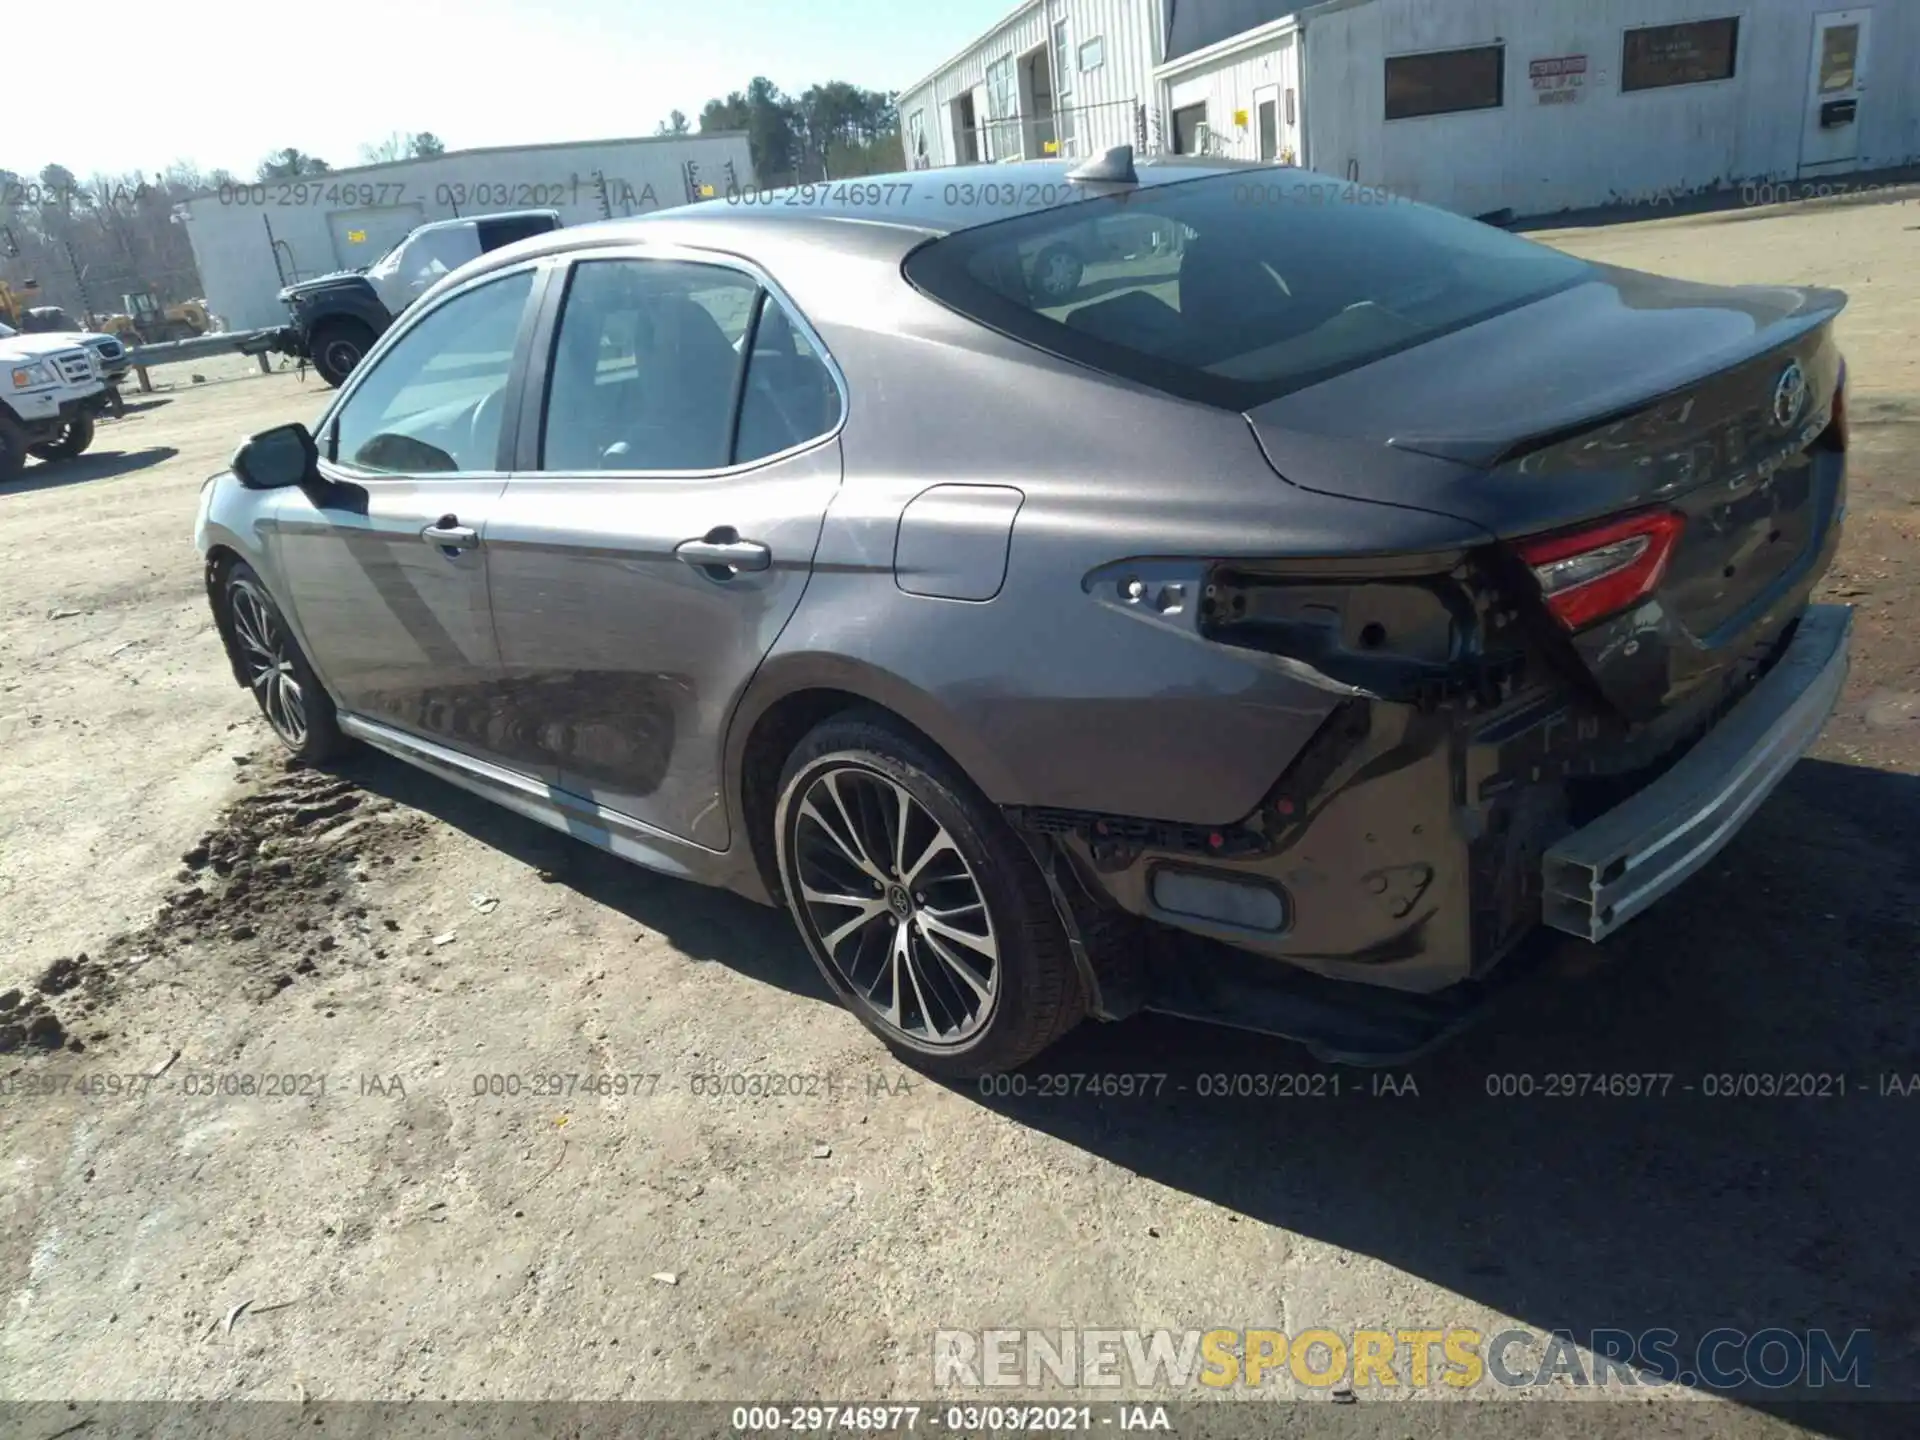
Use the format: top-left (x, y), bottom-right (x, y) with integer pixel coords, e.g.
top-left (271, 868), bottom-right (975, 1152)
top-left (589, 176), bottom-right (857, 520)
top-left (256, 149), bottom-right (333, 180)
top-left (361, 131), bottom-right (448, 163)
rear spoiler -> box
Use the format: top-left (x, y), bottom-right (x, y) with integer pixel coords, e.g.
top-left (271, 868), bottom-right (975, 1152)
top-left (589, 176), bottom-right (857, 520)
top-left (1387, 289), bottom-right (1847, 471)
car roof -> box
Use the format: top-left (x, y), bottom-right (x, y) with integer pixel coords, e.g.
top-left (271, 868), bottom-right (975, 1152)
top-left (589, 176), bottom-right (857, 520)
top-left (496, 156), bottom-right (1275, 262)
top-left (438, 156), bottom-right (1303, 315)
top-left (416, 209), bottom-right (558, 234)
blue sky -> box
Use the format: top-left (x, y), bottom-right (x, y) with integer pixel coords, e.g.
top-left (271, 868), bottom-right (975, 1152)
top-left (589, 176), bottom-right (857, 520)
top-left (9, 0), bottom-right (1015, 180)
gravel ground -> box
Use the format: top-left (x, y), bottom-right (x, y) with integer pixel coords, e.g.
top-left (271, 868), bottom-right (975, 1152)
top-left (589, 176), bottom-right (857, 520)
top-left (0, 193), bottom-right (1915, 1436)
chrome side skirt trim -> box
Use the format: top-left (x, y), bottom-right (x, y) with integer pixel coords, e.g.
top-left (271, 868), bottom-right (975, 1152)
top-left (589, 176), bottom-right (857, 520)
top-left (336, 713), bottom-right (724, 882)
top-left (1542, 604), bottom-right (1852, 943)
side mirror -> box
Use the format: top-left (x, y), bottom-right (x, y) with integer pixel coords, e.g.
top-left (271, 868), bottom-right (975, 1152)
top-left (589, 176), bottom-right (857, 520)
top-left (231, 422), bottom-right (318, 490)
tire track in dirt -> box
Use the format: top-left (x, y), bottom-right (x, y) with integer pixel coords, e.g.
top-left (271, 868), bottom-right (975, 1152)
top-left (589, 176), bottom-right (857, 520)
top-left (0, 758), bottom-right (429, 1056)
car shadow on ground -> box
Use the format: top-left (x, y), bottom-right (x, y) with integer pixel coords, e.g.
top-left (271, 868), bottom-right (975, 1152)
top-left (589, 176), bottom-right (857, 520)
top-left (338, 744), bottom-right (1917, 1431)
top-left (970, 758), bottom-right (1920, 1433)
top-left (7, 446), bottom-right (179, 494)
top-left (333, 747), bottom-right (831, 1007)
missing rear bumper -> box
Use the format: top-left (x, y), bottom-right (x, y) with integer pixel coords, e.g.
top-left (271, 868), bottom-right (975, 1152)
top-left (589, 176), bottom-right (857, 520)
top-left (1541, 603), bottom-right (1852, 943)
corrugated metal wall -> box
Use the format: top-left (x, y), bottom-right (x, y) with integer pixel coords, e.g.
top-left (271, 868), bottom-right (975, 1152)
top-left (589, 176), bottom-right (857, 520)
top-left (898, 0), bottom-right (1162, 168)
top-left (1164, 32), bottom-right (1304, 162)
top-left (1302, 0), bottom-right (1920, 216)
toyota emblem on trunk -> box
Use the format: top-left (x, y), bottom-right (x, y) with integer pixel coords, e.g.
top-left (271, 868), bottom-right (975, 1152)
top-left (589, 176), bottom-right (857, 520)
top-left (1772, 361), bottom-right (1808, 430)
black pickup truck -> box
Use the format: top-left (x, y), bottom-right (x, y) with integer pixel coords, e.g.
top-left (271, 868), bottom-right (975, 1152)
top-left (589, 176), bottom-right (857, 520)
top-left (265, 210), bottom-right (560, 386)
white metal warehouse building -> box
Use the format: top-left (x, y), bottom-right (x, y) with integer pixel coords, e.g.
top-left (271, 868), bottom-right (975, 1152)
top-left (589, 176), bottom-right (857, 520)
top-left (177, 133), bottom-right (755, 332)
top-left (899, 0), bottom-right (1919, 218)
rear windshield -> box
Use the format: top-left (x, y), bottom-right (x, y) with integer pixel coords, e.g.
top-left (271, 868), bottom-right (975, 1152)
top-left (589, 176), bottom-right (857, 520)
top-left (902, 169), bottom-right (1592, 408)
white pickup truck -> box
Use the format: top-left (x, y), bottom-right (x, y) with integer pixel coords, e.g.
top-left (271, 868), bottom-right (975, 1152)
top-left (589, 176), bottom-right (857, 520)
top-left (0, 331), bottom-right (109, 482)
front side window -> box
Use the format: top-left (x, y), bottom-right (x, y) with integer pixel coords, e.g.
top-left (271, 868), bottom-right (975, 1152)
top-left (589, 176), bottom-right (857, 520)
top-left (1621, 18), bottom-right (1739, 92)
top-left (904, 170), bottom-right (1591, 409)
top-left (1385, 45), bottom-right (1505, 119)
top-left (540, 259), bottom-right (759, 473)
top-left (330, 268), bottom-right (533, 474)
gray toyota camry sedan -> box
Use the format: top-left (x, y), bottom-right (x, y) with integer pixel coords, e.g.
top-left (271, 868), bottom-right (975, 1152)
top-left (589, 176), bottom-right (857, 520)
top-left (196, 152), bottom-right (1852, 1076)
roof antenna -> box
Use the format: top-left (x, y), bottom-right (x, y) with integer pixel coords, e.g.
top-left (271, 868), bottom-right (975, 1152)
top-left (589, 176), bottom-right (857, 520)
top-left (1065, 144), bottom-right (1138, 185)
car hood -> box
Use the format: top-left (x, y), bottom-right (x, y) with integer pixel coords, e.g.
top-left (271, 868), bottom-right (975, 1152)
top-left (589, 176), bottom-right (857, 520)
top-left (279, 270), bottom-right (371, 303)
top-left (14, 329), bottom-right (119, 348)
top-left (0, 333), bottom-right (96, 360)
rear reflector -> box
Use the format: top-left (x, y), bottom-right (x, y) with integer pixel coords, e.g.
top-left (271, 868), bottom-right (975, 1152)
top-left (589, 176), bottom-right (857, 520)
top-left (1516, 508), bottom-right (1686, 631)
top-left (1151, 868), bottom-right (1289, 932)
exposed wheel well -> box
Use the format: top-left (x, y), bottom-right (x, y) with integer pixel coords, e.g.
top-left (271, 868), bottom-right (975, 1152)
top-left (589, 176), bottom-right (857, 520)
top-left (737, 687), bottom-right (971, 905)
top-left (203, 545), bottom-right (249, 687)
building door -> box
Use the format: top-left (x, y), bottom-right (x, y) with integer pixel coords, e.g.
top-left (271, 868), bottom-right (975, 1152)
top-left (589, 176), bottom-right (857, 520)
top-left (952, 94), bottom-right (979, 163)
top-left (1172, 103), bottom-right (1208, 155)
top-left (1800, 9), bottom-right (1870, 175)
top-left (328, 204), bottom-right (424, 273)
top-left (1253, 86), bottom-right (1280, 161)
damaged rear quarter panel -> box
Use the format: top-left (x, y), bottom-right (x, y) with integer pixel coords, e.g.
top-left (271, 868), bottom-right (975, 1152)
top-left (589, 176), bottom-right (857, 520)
top-left (762, 351), bottom-right (1496, 827)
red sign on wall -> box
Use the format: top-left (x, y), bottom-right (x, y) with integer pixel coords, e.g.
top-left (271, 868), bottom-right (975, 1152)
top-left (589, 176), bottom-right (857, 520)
top-left (1530, 54), bottom-right (1588, 104)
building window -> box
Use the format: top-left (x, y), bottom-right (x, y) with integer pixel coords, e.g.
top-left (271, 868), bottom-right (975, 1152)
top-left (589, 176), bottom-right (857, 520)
top-left (1384, 44), bottom-right (1505, 120)
top-left (908, 109), bottom-right (928, 168)
top-left (983, 55), bottom-right (1017, 159)
top-left (1052, 18), bottom-right (1076, 155)
top-left (1621, 18), bottom-right (1739, 92)
top-left (1257, 98), bottom-right (1278, 161)
top-left (1079, 36), bottom-right (1104, 73)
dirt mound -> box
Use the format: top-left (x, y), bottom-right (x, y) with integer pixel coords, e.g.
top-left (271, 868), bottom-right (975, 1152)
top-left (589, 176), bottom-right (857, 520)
top-left (3, 757), bottom-right (428, 1056)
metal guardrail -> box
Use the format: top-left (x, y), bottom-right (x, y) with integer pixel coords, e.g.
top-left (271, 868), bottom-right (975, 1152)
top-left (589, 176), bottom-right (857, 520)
top-left (122, 327), bottom-right (293, 391)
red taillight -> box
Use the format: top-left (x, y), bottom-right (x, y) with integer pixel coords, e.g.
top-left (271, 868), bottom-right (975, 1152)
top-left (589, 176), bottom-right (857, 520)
top-left (1516, 508), bottom-right (1686, 631)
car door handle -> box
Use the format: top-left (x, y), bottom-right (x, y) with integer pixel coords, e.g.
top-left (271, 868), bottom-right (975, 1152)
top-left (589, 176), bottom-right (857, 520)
top-left (421, 515), bottom-right (480, 551)
top-left (675, 531), bottom-right (771, 575)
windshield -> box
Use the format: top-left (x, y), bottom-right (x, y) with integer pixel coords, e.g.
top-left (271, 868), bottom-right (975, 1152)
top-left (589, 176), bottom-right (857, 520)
top-left (903, 169), bottom-right (1593, 408)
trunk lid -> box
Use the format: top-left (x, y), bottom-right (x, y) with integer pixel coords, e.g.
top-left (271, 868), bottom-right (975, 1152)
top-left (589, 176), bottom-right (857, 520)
top-left (1246, 266), bottom-right (1849, 720)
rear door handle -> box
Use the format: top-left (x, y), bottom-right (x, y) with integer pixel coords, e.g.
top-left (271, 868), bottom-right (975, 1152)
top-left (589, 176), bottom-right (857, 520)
top-left (421, 515), bottom-right (480, 552)
top-left (675, 530), bottom-right (771, 575)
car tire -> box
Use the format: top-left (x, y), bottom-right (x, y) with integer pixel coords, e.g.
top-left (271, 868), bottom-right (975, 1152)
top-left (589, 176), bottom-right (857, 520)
top-left (309, 320), bottom-right (376, 389)
top-left (27, 414), bottom-right (94, 462)
top-left (0, 411), bottom-right (27, 484)
top-left (1030, 243), bottom-right (1084, 304)
top-left (774, 710), bottom-right (1085, 1078)
top-left (220, 559), bottom-right (349, 763)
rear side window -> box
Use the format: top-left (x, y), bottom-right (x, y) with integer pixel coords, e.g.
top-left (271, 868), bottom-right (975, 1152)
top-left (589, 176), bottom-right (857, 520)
top-left (541, 259), bottom-right (757, 472)
top-left (902, 171), bottom-right (1591, 408)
